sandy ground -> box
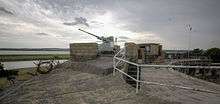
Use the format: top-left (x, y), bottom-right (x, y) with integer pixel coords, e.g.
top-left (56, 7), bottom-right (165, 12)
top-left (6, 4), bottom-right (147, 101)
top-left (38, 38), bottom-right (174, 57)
top-left (141, 68), bottom-right (220, 104)
top-left (0, 57), bottom-right (220, 104)
top-left (0, 63), bottom-right (175, 104)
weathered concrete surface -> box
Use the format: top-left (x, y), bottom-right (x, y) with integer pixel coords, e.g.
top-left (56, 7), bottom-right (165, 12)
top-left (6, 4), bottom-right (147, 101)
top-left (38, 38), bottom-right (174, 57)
top-left (125, 42), bottom-right (138, 62)
top-left (1, 58), bottom-right (220, 104)
top-left (71, 57), bottom-right (113, 75)
top-left (0, 61), bottom-right (176, 104)
top-left (141, 68), bottom-right (220, 104)
top-left (70, 43), bottom-right (98, 61)
top-left (124, 42), bottom-right (140, 87)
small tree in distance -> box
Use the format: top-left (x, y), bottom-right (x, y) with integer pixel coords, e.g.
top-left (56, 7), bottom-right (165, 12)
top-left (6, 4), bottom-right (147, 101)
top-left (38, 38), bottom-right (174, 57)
top-left (205, 48), bottom-right (220, 63)
top-left (190, 48), bottom-right (204, 58)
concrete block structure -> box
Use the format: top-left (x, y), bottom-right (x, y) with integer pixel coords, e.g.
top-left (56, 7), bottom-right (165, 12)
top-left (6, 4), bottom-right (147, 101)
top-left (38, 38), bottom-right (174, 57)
top-left (70, 43), bottom-right (98, 61)
top-left (138, 43), bottom-right (164, 64)
top-left (125, 43), bottom-right (138, 62)
top-left (124, 42), bottom-right (140, 88)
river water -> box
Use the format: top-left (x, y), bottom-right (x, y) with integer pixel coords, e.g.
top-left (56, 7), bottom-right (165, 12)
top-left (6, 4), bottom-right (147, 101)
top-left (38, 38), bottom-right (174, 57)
top-left (0, 50), bottom-right (69, 55)
top-left (2, 60), bottom-right (67, 70)
top-left (0, 50), bottom-right (69, 70)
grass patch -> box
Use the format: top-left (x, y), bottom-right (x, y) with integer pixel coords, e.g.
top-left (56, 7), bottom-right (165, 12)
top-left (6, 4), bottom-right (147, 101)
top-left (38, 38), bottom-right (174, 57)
top-left (16, 68), bottom-right (36, 81)
top-left (0, 78), bottom-right (8, 90)
top-left (0, 67), bottom-right (36, 90)
top-left (0, 54), bottom-right (69, 62)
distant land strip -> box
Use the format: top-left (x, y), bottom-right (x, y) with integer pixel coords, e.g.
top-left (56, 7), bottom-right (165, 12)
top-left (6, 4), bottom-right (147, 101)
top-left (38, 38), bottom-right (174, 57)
top-left (0, 54), bottom-right (70, 62)
top-left (0, 48), bottom-right (69, 51)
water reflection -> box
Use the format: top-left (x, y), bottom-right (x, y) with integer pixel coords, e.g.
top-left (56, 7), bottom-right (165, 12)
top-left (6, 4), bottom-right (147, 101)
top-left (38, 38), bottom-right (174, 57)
top-left (2, 60), bottom-right (67, 70)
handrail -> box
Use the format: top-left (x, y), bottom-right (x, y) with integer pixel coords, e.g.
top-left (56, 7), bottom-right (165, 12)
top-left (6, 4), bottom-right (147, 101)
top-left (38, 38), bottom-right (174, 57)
top-left (114, 57), bottom-right (139, 66)
top-left (114, 48), bottom-right (220, 69)
top-left (114, 48), bottom-right (125, 58)
top-left (139, 64), bottom-right (220, 69)
top-left (113, 48), bottom-right (219, 93)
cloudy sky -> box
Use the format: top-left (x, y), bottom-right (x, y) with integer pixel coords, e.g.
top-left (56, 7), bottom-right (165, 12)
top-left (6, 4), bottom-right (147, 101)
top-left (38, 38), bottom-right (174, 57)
top-left (0, 0), bottom-right (219, 49)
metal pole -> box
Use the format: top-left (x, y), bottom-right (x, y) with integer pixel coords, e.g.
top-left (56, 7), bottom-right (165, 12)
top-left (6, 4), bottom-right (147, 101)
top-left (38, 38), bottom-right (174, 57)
top-left (136, 66), bottom-right (140, 93)
top-left (188, 32), bottom-right (191, 59)
top-left (186, 24), bottom-right (192, 59)
top-left (186, 24), bottom-right (192, 75)
top-left (113, 58), bottom-right (116, 76)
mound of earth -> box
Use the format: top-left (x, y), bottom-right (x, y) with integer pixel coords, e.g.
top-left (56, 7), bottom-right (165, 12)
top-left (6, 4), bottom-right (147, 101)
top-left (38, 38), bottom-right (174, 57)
top-left (0, 61), bottom-right (176, 104)
top-left (1, 57), bottom-right (220, 104)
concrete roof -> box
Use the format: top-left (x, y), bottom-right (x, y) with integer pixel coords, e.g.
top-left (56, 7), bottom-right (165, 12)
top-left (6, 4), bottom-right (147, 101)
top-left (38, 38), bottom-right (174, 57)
top-left (1, 58), bottom-right (220, 104)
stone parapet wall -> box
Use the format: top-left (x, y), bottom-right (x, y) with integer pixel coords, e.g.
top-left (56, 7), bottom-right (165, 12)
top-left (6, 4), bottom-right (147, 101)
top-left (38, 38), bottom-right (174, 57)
top-left (125, 43), bottom-right (138, 62)
top-left (124, 42), bottom-right (140, 88)
top-left (70, 43), bottom-right (98, 61)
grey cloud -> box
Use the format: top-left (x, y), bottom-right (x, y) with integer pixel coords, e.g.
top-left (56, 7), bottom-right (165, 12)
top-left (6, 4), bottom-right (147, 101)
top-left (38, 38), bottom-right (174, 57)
top-left (36, 33), bottom-right (49, 36)
top-left (109, 0), bottom-right (220, 49)
top-left (0, 0), bottom-right (220, 49)
top-left (63, 17), bottom-right (89, 27)
top-left (118, 36), bottom-right (130, 39)
top-left (0, 7), bottom-right (14, 15)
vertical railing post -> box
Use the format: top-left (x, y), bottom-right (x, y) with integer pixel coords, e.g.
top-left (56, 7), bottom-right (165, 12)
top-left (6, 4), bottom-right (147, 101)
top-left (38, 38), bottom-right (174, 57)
top-left (136, 65), bottom-right (140, 93)
top-left (113, 58), bottom-right (115, 76)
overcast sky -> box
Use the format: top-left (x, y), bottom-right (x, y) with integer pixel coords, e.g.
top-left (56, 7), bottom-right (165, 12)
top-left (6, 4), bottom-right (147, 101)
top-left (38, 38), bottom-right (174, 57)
top-left (0, 0), bottom-right (219, 49)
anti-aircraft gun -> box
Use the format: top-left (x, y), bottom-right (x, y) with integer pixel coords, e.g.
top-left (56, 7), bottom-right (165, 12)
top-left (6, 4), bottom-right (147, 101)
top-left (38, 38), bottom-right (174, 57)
top-left (78, 29), bottom-right (115, 54)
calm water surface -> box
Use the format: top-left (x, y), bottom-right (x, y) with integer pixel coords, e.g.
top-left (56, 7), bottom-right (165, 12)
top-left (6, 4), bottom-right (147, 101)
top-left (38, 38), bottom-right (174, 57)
top-left (2, 60), bottom-right (67, 70)
top-left (0, 50), bottom-right (69, 70)
top-left (0, 50), bottom-right (69, 55)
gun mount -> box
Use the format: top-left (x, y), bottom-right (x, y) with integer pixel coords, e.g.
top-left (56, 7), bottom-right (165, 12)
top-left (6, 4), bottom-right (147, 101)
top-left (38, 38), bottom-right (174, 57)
top-left (78, 29), bottom-right (115, 54)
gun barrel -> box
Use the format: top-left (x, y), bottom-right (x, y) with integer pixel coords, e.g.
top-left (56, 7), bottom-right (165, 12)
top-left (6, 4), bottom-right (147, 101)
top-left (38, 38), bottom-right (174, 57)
top-left (78, 29), bottom-right (106, 41)
top-left (78, 29), bottom-right (99, 38)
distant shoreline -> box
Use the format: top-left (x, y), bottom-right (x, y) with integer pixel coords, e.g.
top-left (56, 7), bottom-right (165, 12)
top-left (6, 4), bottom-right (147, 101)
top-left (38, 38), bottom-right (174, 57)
top-left (0, 54), bottom-right (69, 62)
top-left (0, 48), bottom-right (69, 51)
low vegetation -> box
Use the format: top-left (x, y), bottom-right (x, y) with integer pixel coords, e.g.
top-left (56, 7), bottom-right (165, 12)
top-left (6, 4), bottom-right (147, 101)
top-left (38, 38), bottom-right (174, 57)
top-left (190, 48), bottom-right (220, 63)
top-left (0, 68), bottom-right (36, 90)
top-left (0, 54), bottom-right (69, 62)
top-left (0, 60), bottom-right (60, 90)
top-left (205, 48), bottom-right (220, 63)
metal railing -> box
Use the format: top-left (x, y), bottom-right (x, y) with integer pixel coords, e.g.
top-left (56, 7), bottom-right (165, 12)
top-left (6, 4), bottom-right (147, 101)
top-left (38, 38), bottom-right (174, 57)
top-left (113, 48), bottom-right (220, 93)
